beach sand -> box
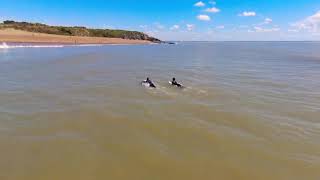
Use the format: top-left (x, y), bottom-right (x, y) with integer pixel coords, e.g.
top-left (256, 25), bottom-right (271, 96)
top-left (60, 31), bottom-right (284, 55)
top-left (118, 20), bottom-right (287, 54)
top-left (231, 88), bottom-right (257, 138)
top-left (0, 28), bottom-right (152, 44)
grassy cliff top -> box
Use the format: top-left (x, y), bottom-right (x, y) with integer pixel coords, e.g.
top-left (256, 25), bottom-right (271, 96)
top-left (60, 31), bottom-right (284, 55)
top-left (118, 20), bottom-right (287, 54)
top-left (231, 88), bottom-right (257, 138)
top-left (0, 20), bottom-right (161, 43)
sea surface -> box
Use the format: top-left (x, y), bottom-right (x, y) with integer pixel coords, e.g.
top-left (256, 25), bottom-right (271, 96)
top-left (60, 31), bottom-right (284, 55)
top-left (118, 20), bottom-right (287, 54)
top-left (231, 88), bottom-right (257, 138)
top-left (0, 42), bottom-right (320, 180)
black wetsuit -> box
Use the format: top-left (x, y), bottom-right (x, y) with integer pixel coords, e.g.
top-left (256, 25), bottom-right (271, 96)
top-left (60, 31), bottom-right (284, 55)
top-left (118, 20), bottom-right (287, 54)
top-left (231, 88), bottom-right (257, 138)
top-left (171, 80), bottom-right (182, 87)
top-left (146, 79), bottom-right (156, 88)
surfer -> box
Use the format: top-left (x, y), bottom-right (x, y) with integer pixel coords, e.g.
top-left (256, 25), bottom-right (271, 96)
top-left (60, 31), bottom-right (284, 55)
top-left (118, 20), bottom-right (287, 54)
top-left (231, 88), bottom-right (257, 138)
top-left (142, 77), bottom-right (156, 88)
top-left (170, 77), bottom-right (183, 88)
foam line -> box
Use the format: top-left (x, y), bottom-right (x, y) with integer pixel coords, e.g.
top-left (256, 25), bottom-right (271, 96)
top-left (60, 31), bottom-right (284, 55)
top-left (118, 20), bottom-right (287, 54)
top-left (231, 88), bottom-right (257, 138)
top-left (0, 42), bottom-right (105, 49)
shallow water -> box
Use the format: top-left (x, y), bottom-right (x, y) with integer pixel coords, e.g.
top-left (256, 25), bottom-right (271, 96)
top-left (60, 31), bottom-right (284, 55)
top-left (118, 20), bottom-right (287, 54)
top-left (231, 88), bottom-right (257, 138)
top-left (0, 42), bottom-right (320, 180)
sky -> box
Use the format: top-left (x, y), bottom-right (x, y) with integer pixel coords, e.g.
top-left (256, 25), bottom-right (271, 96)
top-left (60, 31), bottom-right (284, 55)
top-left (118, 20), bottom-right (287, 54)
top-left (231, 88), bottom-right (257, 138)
top-left (0, 0), bottom-right (320, 41)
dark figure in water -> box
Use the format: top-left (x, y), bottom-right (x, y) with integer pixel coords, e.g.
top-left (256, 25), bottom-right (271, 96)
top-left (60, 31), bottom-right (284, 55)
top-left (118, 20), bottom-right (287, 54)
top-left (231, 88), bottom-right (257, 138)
top-left (143, 77), bottom-right (156, 88)
top-left (171, 77), bottom-right (182, 88)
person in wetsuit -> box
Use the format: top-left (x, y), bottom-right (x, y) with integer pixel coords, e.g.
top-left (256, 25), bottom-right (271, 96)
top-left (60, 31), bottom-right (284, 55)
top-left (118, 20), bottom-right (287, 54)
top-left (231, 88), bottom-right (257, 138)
top-left (143, 77), bottom-right (156, 88)
top-left (171, 77), bottom-right (182, 88)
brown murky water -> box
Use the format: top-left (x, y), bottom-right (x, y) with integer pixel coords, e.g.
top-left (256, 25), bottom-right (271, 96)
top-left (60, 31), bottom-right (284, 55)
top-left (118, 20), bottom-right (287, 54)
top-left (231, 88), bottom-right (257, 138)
top-left (0, 42), bottom-right (320, 180)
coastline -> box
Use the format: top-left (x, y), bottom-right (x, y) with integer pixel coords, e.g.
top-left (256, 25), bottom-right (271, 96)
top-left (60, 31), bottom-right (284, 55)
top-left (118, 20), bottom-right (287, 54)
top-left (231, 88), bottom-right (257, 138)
top-left (0, 28), bottom-right (152, 45)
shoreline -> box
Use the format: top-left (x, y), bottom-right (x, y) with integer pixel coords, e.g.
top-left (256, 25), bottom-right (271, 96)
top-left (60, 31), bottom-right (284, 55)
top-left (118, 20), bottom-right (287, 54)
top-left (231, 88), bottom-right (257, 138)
top-left (0, 28), bottom-right (153, 45)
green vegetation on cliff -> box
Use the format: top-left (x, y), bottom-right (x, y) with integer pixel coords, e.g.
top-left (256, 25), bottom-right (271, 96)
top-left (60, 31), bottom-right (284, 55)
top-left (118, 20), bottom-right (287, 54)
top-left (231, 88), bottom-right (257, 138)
top-left (0, 20), bottom-right (161, 43)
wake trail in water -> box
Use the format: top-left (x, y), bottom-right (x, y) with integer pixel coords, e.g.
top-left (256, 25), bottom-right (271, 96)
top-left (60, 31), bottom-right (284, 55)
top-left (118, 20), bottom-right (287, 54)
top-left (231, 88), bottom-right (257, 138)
top-left (145, 82), bottom-right (209, 99)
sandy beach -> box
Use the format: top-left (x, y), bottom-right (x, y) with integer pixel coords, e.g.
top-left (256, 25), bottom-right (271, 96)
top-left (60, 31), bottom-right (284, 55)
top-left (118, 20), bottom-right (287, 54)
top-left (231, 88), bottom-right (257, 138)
top-left (0, 28), bottom-right (152, 44)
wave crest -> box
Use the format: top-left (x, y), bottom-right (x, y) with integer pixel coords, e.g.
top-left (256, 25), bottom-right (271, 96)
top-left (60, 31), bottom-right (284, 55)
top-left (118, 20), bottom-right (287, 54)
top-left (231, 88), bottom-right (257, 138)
top-left (0, 42), bottom-right (105, 49)
top-left (0, 42), bottom-right (65, 49)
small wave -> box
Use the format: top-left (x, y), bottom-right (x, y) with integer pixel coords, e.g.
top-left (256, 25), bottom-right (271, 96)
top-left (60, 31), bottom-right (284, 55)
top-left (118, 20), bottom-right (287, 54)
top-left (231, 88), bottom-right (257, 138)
top-left (144, 82), bottom-right (210, 99)
top-left (182, 86), bottom-right (209, 97)
top-left (0, 42), bottom-right (107, 49)
top-left (0, 42), bottom-right (64, 49)
top-left (0, 42), bottom-right (9, 49)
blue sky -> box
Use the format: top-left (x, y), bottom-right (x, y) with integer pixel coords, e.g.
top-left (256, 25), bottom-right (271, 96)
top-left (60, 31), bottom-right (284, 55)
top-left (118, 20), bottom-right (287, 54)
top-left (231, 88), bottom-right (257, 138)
top-left (1, 0), bottom-right (320, 41)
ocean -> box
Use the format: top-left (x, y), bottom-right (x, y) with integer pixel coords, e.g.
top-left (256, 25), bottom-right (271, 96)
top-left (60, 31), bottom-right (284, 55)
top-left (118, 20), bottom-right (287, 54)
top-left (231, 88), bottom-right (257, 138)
top-left (0, 42), bottom-right (319, 179)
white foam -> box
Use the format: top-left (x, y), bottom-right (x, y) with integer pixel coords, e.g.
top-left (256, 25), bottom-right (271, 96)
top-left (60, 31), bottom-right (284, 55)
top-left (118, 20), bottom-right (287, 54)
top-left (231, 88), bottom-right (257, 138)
top-left (0, 42), bottom-right (107, 49)
top-left (0, 42), bottom-right (9, 49)
top-left (0, 42), bottom-right (64, 49)
top-left (141, 82), bottom-right (151, 88)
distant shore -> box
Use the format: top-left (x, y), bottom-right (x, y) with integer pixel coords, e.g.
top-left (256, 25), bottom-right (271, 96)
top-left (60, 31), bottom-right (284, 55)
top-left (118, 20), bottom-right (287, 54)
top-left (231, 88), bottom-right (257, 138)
top-left (0, 29), bottom-right (152, 45)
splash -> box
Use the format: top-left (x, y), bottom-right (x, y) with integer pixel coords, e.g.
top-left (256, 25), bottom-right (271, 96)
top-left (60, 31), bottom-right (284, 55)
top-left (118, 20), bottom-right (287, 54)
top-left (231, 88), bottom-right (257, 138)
top-left (0, 42), bottom-right (9, 49)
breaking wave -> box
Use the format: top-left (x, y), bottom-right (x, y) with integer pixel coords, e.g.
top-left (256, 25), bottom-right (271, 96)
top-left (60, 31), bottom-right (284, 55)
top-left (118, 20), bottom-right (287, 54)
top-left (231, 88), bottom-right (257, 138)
top-left (0, 42), bottom-right (64, 49)
top-left (0, 42), bottom-right (104, 49)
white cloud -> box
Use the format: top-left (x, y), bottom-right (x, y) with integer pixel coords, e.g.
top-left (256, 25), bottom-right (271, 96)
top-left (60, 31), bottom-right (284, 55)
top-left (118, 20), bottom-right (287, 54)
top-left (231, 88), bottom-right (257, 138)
top-left (145, 30), bottom-right (158, 37)
top-left (239, 11), bottom-right (256, 17)
top-left (154, 22), bottom-right (165, 29)
top-left (186, 24), bottom-right (195, 31)
top-left (239, 25), bottom-right (249, 28)
top-left (291, 11), bottom-right (320, 32)
top-left (216, 25), bottom-right (225, 29)
top-left (291, 23), bottom-right (312, 31)
top-left (139, 25), bottom-right (148, 29)
top-left (253, 26), bottom-right (280, 32)
top-left (170, 25), bottom-right (180, 30)
top-left (264, 18), bottom-right (273, 24)
top-left (288, 29), bottom-right (299, 33)
top-left (194, 1), bottom-right (205, 7)
top-left (197, 14), bottom-right (211, 21)
top-left (205, 7), bottom-right (220, 13)
top-left (257, 18), bottom-right (273, 25)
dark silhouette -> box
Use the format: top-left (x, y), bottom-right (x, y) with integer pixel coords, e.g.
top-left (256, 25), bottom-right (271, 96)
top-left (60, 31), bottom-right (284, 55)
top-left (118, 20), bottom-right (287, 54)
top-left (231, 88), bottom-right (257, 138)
top-left (171, 77), bottom-right (182, 88)
top-left (142, 77), bottom-right (156, 88)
